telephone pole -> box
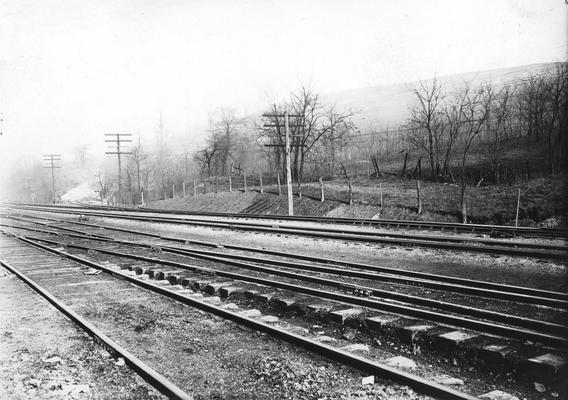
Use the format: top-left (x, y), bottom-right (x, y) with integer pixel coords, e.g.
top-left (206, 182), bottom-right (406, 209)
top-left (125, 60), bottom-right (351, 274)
top-left (262, 111), bottom-right (304, 216)
top-left (26, 177), bottom-right (32, 202)
top-left (105, 134), bottom-right (132, 204)
top-left (42, 154), bottom-right (61, 203)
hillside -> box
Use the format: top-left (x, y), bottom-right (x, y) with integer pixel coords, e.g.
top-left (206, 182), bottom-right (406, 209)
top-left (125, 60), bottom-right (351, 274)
top-left (322, 62), bottom-right (561, 128)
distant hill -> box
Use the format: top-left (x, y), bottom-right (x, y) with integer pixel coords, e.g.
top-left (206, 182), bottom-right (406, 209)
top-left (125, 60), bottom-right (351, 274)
top-left (321, 62), bottom-right (562, 130)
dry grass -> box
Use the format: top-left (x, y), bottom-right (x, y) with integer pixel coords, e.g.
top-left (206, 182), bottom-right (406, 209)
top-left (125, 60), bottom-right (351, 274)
top-left (298, 174), bottom-right (567, 226)
top-left (148, 175), bottom-right (566, 227)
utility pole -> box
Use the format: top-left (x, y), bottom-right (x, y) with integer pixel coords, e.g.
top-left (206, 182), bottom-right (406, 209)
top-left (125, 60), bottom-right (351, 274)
top-left (283, 112), bottom-right (293, 215)
top-left (262, 111), bottom-right (304, 216)
top-left (26, 177), bottom-right (32, 203)
top-left (105, 134), bottom-right (132, 204)
top-left (42, 154), bottom-right (61, 204)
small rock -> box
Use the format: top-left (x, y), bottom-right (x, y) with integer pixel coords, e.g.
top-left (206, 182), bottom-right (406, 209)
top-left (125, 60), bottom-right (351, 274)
top-left (340, 344), bottom-right (369, 353)
top-left (42, 356), bottom-right (62, 364)
top-left (433, 375), bottom-right (464, 386)
top-left (342, 331), bottom-right (356, 340)
top-left (259, 315), bottom-right (279, 323)
top-left (534, 382), bottom-right (546, 393)
top-left (27, 378), bottom-right (41, 388)
top-left (479, 390), bottom-right (520, 400)
top-left (114, 357), bottom-right (125, 366)
top-left (82, 268), bottom-right (102, 275)
top-left (47, 381), bottom-right (62, 390)
top-left (240, 309), bottom-right (262, 318)
top-left (61, 384), bottom-right (90, 397)
top-left (361, 376), bottom-right (375, 385)
top-left (384, 356), bottom-right (417, 371)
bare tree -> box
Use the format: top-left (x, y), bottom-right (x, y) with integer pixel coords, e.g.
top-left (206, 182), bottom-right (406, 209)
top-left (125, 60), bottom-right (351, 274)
top-left (94, 172), bottom-right (110, 203)
top-left (126, 139), bottom-right (148, 203)
top-left (482, 84), bottom-right (515, 183)
top-left (74, 144), bottom-right (88, 167)
top-left (319, 106), bottom-right (355, 176)
top-left (542, 64), bottom-right (568, 174)
top-left (457, 83), bottom-right (492, 223)
top-left (258, 86), bottom-right (354, 183)
top-left (208, 108), bottom-right (243, 175)
top-left (407, 77), bottom-right (445, 180)
top-left (193, 146), bottom-right (219, 177)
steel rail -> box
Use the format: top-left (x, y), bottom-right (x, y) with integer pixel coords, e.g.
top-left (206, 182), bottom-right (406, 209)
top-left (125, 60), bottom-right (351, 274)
top-left (13, 202), bottom-right (565, 238)
top-left (4, 206), bottom-right (567, 259)
top-left (0, 258), bottom-right (193, 400)
top-left (2, 214), bottom-right (565, 303)
top-left (18, 230), bottom-right (566, 334)
top-left (0, 233), bottom-right (480, 400)
top-left (158, 245), bottom-right (568, 309)
top-left (3, 217), bottom-right (565, 310)
top-left (15, 233), bottom-right (567, 347)
top-left (7, 204), bottom-right (567, 251)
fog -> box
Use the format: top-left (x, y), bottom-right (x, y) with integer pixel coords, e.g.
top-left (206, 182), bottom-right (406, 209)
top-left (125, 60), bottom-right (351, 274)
top-left (0, 0), bottom-right (566, 192)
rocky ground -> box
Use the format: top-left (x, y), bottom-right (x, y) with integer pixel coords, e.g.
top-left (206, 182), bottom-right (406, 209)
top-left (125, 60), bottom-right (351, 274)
top-left (0, 269), bottom-right (165, 400)
top-left (0, 249), bottom-right (434, 400)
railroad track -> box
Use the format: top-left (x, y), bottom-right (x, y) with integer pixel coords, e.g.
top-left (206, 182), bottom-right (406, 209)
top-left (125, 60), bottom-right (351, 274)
top-left (1, 217), bottom-right (566, 345)
top-left (0, 232), bottom-right (483, 399)
top-left (1, 213), bottom-right (566, 398)
top-left (4, 204), bottom-right (567, 260)
top-left (49, 201), bottom-right (568, 239)
top-left (2, 212), bottom-right (567, 342)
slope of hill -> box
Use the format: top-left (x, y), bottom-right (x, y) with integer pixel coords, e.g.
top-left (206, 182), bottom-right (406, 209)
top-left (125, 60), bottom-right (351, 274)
top-left (322, 62), bottom-right (561, 128)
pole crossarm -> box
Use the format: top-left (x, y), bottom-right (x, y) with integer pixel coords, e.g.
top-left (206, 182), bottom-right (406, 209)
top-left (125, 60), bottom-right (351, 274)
top-left (263, 124), bottom-right (304, 128)
top-left (262, 114), bottom-right (304, 118)
top-left (263, 144), bottom-right (306, 147)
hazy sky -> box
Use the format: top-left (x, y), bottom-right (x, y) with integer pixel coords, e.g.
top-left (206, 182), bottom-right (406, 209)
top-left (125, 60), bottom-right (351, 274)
top-left (0, 0), bottom-right (566, 171)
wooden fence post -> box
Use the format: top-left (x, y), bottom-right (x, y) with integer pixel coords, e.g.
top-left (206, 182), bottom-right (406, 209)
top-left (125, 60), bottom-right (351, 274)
top-left (243, 173), bottom-right (247, 192)
top-left (182, 182), bottom-right (186, 197)
top-left (259, 172), bottom-right (264, 194)
top-left (380, 183), bottom-right (383, 208)
top-left (416, 179), bottom-right (422, 214)
top-left (193, 179), bottom-right (197, 196)
top-left (515, 188), bottom-right (521, 227)
top-left (348, 179), bottom-right (353, 205)
top-left (141, 191), bottom-right (144, 205)
top-left (319, 178), bottom-right (325, 202)
top-left (277, 173), bottom-right (282, 196)
top-left (172, 184), bottom-right (175, 199)
top-left (298, 180), bottom-right (302, 199)
top-left (228, 175), bottom-right (232, 192)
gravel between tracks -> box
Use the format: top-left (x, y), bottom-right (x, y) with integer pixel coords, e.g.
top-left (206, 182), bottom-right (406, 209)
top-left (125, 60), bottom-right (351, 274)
top-left (0, 269), bottom-right (165, 400)
top-left (0, 238), bottom-right (435, 400)
top-left (70, 214), bottom-right (567, 292)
